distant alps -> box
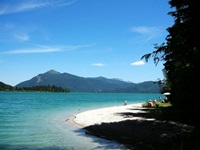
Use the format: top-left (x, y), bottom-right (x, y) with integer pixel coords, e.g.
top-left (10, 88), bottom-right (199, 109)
top-left (15, 70), bottom-right (162, 93)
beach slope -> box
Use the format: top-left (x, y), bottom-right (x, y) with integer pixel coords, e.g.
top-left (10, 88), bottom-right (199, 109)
top-left (72, 103), bottom-right (194, 149)
top-left (73, 103), bottom-right (150, 127)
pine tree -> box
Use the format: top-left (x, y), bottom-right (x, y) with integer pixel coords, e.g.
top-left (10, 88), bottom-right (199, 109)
top-left (142, 0), bottom-right (200, 124)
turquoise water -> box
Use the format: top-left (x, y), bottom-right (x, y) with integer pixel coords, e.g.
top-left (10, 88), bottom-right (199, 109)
top-left (0, 92), bottom-right (164, 150)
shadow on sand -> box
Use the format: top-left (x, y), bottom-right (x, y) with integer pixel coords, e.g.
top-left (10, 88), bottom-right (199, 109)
top-left (75, 106), bottom-right (199, 150)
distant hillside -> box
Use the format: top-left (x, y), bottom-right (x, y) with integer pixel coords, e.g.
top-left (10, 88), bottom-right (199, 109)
top-left (15, 70), bottom-right (161, 93)
top-left (0, 81), bottom-right (13, 91)
top-left (0, 81), bottom-right (69, 92)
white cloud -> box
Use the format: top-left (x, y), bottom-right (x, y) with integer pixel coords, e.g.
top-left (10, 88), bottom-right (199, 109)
top-left (2, 44), bottom-right (93, 54)
top-left (131, 61), bottom-right (145, 66)
top-left (0, 23), bottom-right (35, 43)
top-left (5, 47), bottom-right (62, 54)
top-left (129, 26), bottom-right (164, 51)
top-left (14, 32), bottom-right (29, 42)
top-left (92, 63), bottom-right (106, 67)
top-left (0, 0), bottom-right (76, 15)
top-left (130, 26), bottom-right (162, 35)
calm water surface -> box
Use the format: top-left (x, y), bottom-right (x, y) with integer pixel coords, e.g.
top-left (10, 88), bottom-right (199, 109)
top-left (0, 92), bottom-right (164, 150)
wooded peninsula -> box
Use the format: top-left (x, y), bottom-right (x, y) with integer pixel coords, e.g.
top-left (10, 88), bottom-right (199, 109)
top-left (0, 82), bottom-right (70, 93)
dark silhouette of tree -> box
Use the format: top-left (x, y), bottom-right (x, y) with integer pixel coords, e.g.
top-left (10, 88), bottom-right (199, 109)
top-left (142, 0), bottom-right (200, 124)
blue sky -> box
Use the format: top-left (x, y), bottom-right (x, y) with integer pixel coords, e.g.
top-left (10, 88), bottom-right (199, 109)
top-left (0, 0), bottom-right (173, 86)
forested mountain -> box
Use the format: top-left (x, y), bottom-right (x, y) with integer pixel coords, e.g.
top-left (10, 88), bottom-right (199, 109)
top-left (15, 70), bottom-right (161, 93)
top-left (0, 81), bottom-right (69, 92)
top-left (0, 82), bottom-right (13, 91)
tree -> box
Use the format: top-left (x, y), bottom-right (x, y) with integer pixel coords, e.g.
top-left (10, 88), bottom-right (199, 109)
top-left (142, 0), bottom-right (200, 124)
top-left (0, 81), bottom-right (13, 91)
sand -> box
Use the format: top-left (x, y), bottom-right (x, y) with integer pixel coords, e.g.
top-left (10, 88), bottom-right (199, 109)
top-left (72, 103), bottom-right (154, 127)
top-left (71, 103), bottom-right (195, 149)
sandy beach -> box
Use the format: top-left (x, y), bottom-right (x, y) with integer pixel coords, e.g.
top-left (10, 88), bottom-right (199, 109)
top-left (71, 103), bottom-right (195, 149)
top-left (72, 103), bottom-right (153, 127)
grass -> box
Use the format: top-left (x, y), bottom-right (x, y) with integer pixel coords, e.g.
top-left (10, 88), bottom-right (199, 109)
top-left (142, 101), bottom-right (172, 108)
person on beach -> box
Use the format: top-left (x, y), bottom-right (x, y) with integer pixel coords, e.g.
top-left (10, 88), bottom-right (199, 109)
top-left (164, 96), bottom-right (169, 103)
top-left (153, 98), bottom-right (159, 107)
top-left (148, 100), bottom-right (154, 107)
top-left (159, 97), bottom-right (165, 103)
top-left (124, 101), bottom-right (128, 105)
top-left (147, 99), bottom-right (158, 107)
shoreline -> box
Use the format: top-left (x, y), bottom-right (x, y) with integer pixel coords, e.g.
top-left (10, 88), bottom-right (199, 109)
top-left (71, 103), bottom-right (152, 128)
top-left (70, 103), bottom-right (194, 149)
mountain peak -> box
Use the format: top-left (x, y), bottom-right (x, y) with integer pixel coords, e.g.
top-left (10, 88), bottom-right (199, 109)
top-left (15, 70), bottom-right (161, 93)
top-left (46, 70), bottom-right (61, 75)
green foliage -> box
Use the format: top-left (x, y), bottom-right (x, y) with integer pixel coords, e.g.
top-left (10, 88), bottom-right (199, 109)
top-left (15, 85), bottom-right (70, 92)
top-left (141, 0), bottom-right (200, 124)
top-left (142, 102), bottom-right (172, 108)
top-left (0, 81), bottom-right (70, 92)
top-left (0, 81), bottom-right (14, 91)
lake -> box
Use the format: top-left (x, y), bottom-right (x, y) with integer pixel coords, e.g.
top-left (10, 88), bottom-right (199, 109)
top-left (0, 92), bottom-right (164, 150)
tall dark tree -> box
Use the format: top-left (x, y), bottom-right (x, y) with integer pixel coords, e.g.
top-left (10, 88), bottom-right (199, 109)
top-left (142, 0), bottom-right (200, 124)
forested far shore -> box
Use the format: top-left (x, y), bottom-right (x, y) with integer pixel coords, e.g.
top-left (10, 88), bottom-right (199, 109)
top-left (0, 82), bottom-right (70, 93)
